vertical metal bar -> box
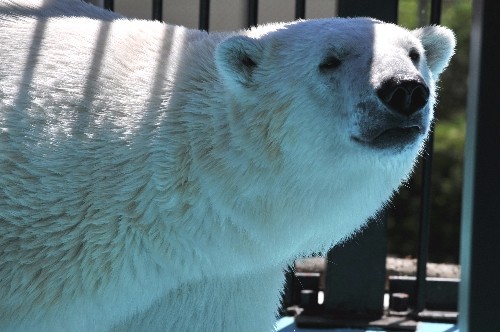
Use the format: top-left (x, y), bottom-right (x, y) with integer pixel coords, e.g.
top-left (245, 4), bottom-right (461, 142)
top-left (429, 0), bottom-right (441, 24)
top-left (459, 0), bottom-right (500, 330)
top-left (295, 0), bottom-right (306, 20)
top-left (152, 0), bottom-right (163, 21)
top-left (247, 0), bottom-right (258, 28)
top-left (413, 0), bottom-right (441, 314)
top-left (199, 0), bottom-right (210, 31)
top-left (413, 129), bottom-right (434, 314)
top-left (414, 134), bottom-right (433, 313)
top-left (337, 0), bottom-right (397, 22)
top-left (103, 0), bottom-right (113, 11)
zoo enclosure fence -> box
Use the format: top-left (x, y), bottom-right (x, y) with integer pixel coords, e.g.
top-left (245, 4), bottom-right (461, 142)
top-left (86, 1), bottom-right (500, 331)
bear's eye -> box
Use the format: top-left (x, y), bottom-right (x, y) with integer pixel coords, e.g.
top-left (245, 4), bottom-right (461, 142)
top-left (409, 48), bottom-right (420, 63)
top-left (319, 55), bottom-right (342, 71)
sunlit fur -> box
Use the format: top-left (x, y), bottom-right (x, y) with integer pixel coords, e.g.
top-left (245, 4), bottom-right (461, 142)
top-left (0, 1), bottom-right (455, 331)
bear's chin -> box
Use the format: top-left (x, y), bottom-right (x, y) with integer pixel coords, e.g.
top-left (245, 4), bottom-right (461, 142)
top-left (352, 125), bottom-right (424, 151)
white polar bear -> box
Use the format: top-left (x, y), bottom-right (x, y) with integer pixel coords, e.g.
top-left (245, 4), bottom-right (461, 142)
top-left (0, 0), bottom-right (455, 331)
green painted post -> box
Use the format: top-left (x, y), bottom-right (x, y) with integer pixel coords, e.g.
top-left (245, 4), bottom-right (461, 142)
top-left (459, 0), bottom-right (500, 330)
top-left (324, 216), bottom-right (388, 319)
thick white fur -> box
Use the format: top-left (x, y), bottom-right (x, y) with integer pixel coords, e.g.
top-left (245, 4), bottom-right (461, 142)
top-left (0, 1), bottom-right (455, 331)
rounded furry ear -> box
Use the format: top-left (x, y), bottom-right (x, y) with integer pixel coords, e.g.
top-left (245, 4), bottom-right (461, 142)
top-left (215, 35), bottom-right (263, 90)
top-left (412, 26), bottom-right (456, 78)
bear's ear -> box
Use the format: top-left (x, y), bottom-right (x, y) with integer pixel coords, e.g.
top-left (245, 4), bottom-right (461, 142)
top-left (412, 25), bottom-right (456, 78)
top-left (215, 35), bottom-right (263, 90)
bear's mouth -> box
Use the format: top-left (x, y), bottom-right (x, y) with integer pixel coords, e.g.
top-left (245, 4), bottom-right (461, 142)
top-left (354, 125), bottom-right (422, 150)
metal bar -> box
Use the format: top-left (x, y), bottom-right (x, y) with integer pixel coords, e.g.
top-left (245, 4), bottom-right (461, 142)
top-left (430, 0), bottom-right (442, 24)
top-left (152, 0), bottom-right (162, 21)
top-left (459, 0), bottom-right (500, 330)
top-left (103, 0), bottom-right (113, 11)
top-left (413, 0), bottom-right (441, 314)
top-left (198, 0), bottom-right (210, 31)
top-left (414, 133), bottom-right (434, 312)
top-left (295, 0), bottom-right (306, 20)
top-left (247, 0), bottom-right (258, 28)
top-left (337, 0), bottom-right (397, 22)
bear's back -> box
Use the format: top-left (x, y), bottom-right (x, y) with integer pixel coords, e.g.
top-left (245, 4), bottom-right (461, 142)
top-left (0, 4), bottom-right (216, 327)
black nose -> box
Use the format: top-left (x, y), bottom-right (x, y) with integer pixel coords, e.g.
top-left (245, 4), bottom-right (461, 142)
top-left (377, 78), bottom-right (430, 116)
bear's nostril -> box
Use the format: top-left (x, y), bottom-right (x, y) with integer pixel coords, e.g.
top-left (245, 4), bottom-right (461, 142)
top-left (389, 87), bottom-right (409, 112)
top-left (377, 78), bottom-right (430, 116)
top-left (411, 84), bottom-right (430, 110)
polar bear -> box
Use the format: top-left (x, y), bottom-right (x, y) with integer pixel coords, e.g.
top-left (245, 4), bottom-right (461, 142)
top-left (0, 0), bottom-right (455, 331)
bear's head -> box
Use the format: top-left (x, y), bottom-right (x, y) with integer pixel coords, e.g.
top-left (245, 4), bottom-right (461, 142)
top-left (215, 18), bottom-right (454, 179)
top-left (213, 18), bottom-right (455, 247)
